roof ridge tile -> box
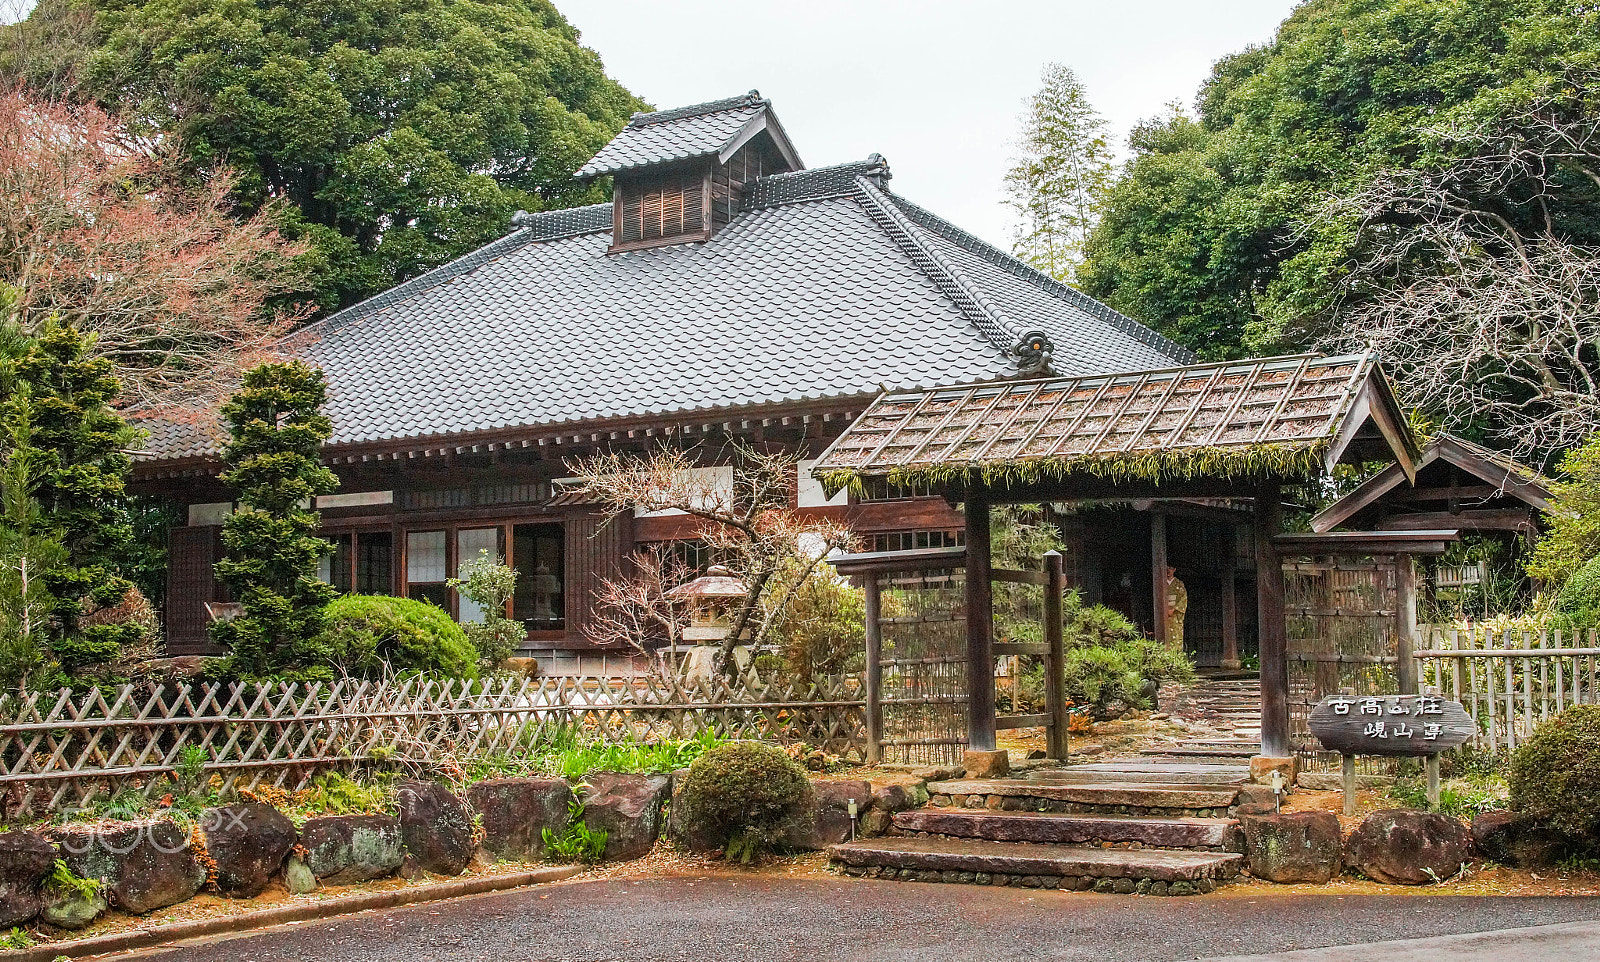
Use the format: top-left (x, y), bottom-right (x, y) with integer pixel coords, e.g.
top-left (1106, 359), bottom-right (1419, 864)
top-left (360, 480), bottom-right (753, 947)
top-left (850, 175), bottom-right (1026, 363)
top-left (628, 90), bottom-right (765, 126)
top-left (886, 194), bottom-right (1196, 364)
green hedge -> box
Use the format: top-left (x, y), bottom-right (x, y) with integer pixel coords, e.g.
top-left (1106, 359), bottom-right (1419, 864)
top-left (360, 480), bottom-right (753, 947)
top-left (1509, 705), bottom-right (1600, 853)
top-left (1554, 555), bottom-right (1600, 625)
top-left (320, 594), bottom-right (479, 679)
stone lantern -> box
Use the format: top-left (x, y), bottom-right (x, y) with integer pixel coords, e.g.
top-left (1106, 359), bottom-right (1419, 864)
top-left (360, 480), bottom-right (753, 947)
top-left (668, 565), bottom-right (748, 644)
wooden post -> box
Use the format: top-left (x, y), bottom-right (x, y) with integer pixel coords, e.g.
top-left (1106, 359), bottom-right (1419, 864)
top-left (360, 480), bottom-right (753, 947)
top-left (1150, 510), bottom-right (1169, 648)
top-left (1256, 481), bottom-right (1291, 758)
top-left (965, 496), bottom-right (997, 752)
top-left (863, 573), bottom-right (884, 765)
top-left (1426, 753), bottom-right (1441, 812)
top-left (1044, 550), bottom-right (1068, 762)
top-left (1342, 753), bottom-right (1356, 817)
top-left (1221, 529), bottom-right (1240, 670)
top-left (1396, 553), bottom-right (1418, 695)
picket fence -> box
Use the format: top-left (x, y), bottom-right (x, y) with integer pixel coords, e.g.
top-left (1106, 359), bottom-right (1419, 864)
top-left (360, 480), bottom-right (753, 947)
top-left (0, 673), bottom-right (866, 815)
top-left (1415, 626), bottom-right (1600, 755)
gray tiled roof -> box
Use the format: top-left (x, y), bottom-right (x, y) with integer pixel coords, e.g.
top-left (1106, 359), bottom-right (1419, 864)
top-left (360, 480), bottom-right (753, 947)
top-left (575, 91), bottom-right (774, 179)
top-left (140, 158), bottom-right (1192, 463)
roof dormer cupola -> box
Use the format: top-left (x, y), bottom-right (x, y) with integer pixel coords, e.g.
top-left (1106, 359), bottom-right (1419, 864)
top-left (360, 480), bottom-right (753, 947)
top-left (576, 90), bottom-right (803, 253)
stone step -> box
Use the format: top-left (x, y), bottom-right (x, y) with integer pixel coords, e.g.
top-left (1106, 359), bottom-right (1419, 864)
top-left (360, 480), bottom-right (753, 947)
top-left (1034, 763), bottom-right (1246, 786)
top-left (829, 837), bottom-right (1243, 894)
top-left (928, 779), bottom-right (1239, 817)
top-left (1142, 747), bottom-right (1259, 759)
top-left (893, 808), bottom-right (1240, 850)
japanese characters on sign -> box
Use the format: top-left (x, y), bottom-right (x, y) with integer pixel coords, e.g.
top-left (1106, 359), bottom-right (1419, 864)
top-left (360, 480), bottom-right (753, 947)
top-left (1308, 694), bottom-right (1472, 757)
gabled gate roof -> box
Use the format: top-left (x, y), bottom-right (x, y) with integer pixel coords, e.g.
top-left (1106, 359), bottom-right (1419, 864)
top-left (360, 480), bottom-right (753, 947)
top-left (813, 352), bottom-right (1421, 495)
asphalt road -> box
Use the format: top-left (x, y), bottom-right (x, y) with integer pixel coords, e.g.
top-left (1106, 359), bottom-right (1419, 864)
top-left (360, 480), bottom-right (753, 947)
top-left (117, 876), bottom-right (1600, 962)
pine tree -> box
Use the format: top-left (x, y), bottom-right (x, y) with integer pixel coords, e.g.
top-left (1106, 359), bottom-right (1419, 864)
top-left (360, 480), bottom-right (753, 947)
top-left (0, 381), bottom-right (67, 694)
top-left (13, 321), bottom-right (144, 680)
top-left (212, 361), bottom-right (339, 680)
top-left (1003, 63), bottom-right (1115, 281)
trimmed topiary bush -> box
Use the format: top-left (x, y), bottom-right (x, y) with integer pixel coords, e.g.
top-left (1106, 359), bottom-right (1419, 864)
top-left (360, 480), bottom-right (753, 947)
top-left (320, 595), bottom-right (478, 679)
top-left (679, 741), bottom-right (812, 863)
top-left (1509, 705), bottom-right (1600, 853)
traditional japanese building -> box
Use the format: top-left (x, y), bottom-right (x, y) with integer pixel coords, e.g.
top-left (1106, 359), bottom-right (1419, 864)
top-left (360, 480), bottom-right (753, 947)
top-left (134, 91), bottom-right (1193, 671)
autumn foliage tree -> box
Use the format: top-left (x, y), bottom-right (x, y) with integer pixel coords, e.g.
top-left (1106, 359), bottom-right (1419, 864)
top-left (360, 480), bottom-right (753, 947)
top-left (0, 89), bottom-right (309, 414)
top-left (211, 362), bottom-right (339, 681)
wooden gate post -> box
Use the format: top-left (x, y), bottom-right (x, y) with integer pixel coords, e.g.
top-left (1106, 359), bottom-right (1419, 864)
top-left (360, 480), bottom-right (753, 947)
top-left (1396, 553), bottom-right (1418, 695)
top-left (1256, 481), bottom-right (1292, 759)
top-left (1044, 550), bottom-right (1069, 761)
top-left (965, 496), bottom-right (997, 752)
top-left (863, 573), bottom-right (884, 765)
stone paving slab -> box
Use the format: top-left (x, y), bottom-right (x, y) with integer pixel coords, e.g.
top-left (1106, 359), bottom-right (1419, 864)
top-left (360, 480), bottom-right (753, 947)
top-left (829, 836), bottom-right (1244, 881)
top-left (927, 780), bottom-right (1240, 809)
top-left (893, 808), bottom-right (1239, 848)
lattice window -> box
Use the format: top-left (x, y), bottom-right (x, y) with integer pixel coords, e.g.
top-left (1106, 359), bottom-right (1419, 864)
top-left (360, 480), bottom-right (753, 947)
top-left (614, 167), bottom-right (706, 247)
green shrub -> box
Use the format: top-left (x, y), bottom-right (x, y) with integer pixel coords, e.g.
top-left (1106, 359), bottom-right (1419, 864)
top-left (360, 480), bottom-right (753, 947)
top-left (770, 572), bottom-right (864, 682)
top-left (1553, 555), bottom-right (1600, 624)
top-left (447, 550), bottom-right (520, 674)
top-left (320, 594), bottom-right (478, 679)
top-left (1062, 592), bottom-right (1195, 719)
top-left (680, 741), bottom-right (812, 863)
top-left (1509, 705), bottom-right (1600, 851)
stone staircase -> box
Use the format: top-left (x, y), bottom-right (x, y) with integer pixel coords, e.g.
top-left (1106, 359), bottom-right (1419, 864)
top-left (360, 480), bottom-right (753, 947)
top-left (830, 752), bottom-right (1255, 896)
top-left (1147, 676), bottom-right (1263, 762)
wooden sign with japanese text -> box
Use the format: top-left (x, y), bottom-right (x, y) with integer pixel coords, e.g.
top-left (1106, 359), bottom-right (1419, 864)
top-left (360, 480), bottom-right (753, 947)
top-left (1308, 694), bottom-right (1473, 757)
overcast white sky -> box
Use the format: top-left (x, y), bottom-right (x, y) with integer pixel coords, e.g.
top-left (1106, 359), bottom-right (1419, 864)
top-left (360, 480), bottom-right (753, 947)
top-left (4, 0), bottom-right (1303, 248)
top-left (561, 0), bottom-right (1301, 247)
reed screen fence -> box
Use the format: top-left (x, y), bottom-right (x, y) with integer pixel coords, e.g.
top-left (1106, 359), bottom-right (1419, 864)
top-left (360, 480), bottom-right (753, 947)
top-left (0, 673), bottom-right (865, 815)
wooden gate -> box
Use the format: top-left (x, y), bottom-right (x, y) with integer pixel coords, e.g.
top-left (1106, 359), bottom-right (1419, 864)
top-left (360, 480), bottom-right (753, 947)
top-left (832, 546), bottom-right (1067, 766)
top-left (1282, 558), bottom-right (1402, 764)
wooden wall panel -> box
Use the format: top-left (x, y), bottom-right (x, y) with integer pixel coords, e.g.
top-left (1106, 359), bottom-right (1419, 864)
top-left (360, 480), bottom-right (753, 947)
top-left (563, 511), bottom-right (634, 643)
top-left (166, 525), bottom-right (225, 655)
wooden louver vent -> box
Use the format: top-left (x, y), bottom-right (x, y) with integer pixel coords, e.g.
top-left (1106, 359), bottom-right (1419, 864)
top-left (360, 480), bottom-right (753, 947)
top-left (614, 167), bottom-right (705, 247)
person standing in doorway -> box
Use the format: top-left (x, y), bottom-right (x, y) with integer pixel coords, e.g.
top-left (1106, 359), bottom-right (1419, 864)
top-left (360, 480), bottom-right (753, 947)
top-left (1165, 565), bottom-right (1188, 652)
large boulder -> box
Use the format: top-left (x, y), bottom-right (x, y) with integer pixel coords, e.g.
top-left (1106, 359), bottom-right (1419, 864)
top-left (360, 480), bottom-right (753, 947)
top-left (467, 778), bottom-right (574, 860)
top-left (1469, 810), bottom-right (1565, 868)
top-left (50, 821), bottom-right (206, 914)
top-left (200, 802), bottom-right (297, 897)
top-left (396, 780), bottom-right (476, 876)
top-left (787, 779), bottom-right (871, 850)
top-left (0, 831), bottom-right (57, 927)
top-left (581, 772), bottom-right (670, 861)
top-left (665, 768), bottom-right (722, 853)
top-left (1345, 809), bottom-right (1474, 885)
top-left (1241, 812), bottom-right (1343, 883)
top-left (299, 816), bottom-right (404, 884)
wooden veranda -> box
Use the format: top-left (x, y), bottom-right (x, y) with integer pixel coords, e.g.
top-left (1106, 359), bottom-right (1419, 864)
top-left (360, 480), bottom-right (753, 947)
top-left (815, 353), bottom-right (1435, 763)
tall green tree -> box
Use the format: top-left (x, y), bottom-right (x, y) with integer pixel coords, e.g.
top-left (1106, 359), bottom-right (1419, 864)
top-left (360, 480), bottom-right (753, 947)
top-left (1079, 0), bottom-right (1600, 358)
top-left (14, 322), bottom-right (146, 681)
top-left (0, 383), bottom-right (67, 696)
top-left (212, 362), bottom-right (340, 681)
top-left (1003, 63), bottom-right (1114, 280)
top-left (3, 0), bottom-right (645, 311)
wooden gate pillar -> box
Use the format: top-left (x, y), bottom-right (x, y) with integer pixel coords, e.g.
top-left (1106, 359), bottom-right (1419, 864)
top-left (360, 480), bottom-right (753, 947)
top-left (1256, 481), bottom-right (1292, 758)
top-left (1395, 553), bottom-right (1418, 695)
top-left (965, 496), bottom-right (997, 752)
top-left (1044, 550), bottom-right (1069, 760)
top-left (862, 572), bottom-right (884, 764)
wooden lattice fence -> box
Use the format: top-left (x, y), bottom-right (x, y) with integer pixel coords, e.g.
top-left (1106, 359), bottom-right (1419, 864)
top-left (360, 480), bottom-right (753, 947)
top-left (0, 673), bottom-right (865, 815)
